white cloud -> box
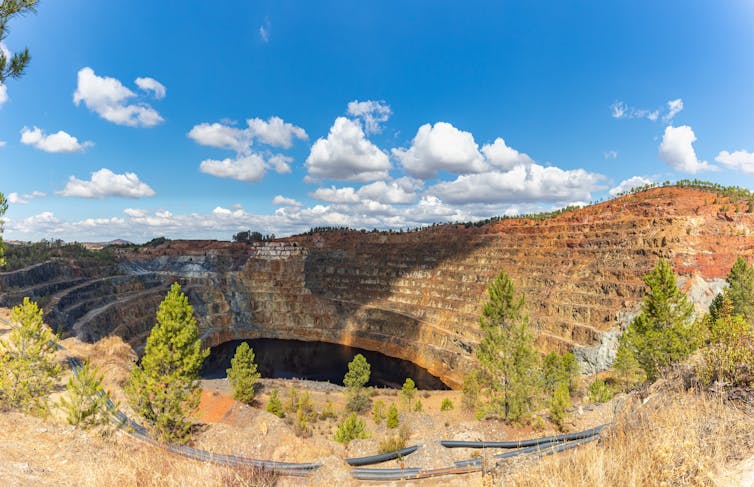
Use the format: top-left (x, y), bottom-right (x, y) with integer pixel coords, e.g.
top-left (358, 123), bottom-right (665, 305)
top-left (124, 208), bottom-right (147, 217)
top-left (357, 178), bottom-right (420, 204)
top-left (311, 186), bottom-right (359, 203)
top-left (7, 191), bottom-right (46, 204)
top-left (199, 155), bottom-right (268, 182)
top-left (73, 67), bottom-right (164, 127)
top-left (715, 150), bottom-right (754, 174)
top-left (663, 98), bottom-right (683, 123)
top-left (658, 125), bottom-right (714, 174)
top-left (58, 168), bottom-right (156, 198)
top-left (429, 163), bottom-right (603, 205)
top-left (272, 195), bottom-right (302, 207)
top-left (188, 122), bottom-right (248, 152)
top-left (392, 122), bottom-right (487, 179)
top-left (0, 83), bottom-right (7, 107)
top-left (609, 176), bottom-right (655, 196)
top-left (135, 77), bottom-right (166, 99)
top-left (20, 126), bottom-right (93, 153)
top-left (0, 140), bottom-right (6, 147)
top-left (347, 100), bottom-right (392, 134)
top-left (306, 117), bottom-right (391, 182)
top-left (611, 98), bottom-right (683, 123)
top-left (259, 18), bottom-right (270, 43)
top-left (268, 154), bottom-right (293, 174)
top-left (604, 150), bottom-right (618, 160)
top-left (481, 137), bottom-right (534, 170)
top-left (246, 116), bottom-right (308, 149)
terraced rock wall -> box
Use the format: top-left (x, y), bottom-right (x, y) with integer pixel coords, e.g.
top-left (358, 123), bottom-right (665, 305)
top-left (1, 187), bottom-right (752, 388)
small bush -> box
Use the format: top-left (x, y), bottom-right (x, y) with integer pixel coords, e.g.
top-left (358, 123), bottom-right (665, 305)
top-left (549, 382), bottom-right (571, 431)
top-left (379, 434), bottom-right (406, 454)
top-left (588, 378), bottom-right (615, 404)
top-left (319, 400), bottom-right (337, 420)
top-left (372, 400), bottom-right (386, 424)
top-left (59, 361), bottom-right (111, 428)
top-left (440, 398), bottom-right (454, 411)
top-left (334, 413), bottom-right (369, 444)
top-left (401, 378), bottom-right (417, 411)
top-left (413, 399), bottom-right (423, 412)
top-left (266, 390), bottom-right (284, 418)
top-left (386, 403), bottom-right (399, 429)
top-left (283, 387), bottom-right (299, 414)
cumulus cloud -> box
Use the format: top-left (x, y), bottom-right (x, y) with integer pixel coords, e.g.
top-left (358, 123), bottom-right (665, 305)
top-left (134, 77), bottom-right (166, 99)
top-left (272, 195), bottom-right (302, 207)
top-left (188, 122), bottom-right (248, 152)
top-left (392, 122), bottom-right (487, 179)
top-left (658, 125), bottom-right (714, 174)
top-left (58, 168), bottom-right (156, 198)
top-left (310, 186), bottom-right (359, 203)
top-left (0, 83), bottom-right (7, 107)
top-left (481, 137), bottom-right (534, 170)
top-left (306, 117), bottom-right (391, 182)
top-left (356, 178), bottom-right (421, 204)
top-left (429, 164), bottom-right (603, 205)
top-left (189, 116), bottom-right (306, 182)
top-left (715, 150), bottom-right (754, 174)
top-left (609, 176), bottom-right (655, 196)
top-left (73, 67), bottom-right (164, 127)
top-left (347, 100), bottom-right (392, 134)
top-left (246, 116), bottom-right (308, 149)
top-left (7, 191), bottom-right (46, 204)
top-left (199, 155), bottom-right (268, 182)
top-left (611, 98), bottom-right (683, 123)
top-left (20, 126), bottom-right (93, 153)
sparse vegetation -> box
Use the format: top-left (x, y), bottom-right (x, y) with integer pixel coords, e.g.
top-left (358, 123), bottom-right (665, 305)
top-left (371, 399), bottom-right (386, 424)
top-left (440, 398), bottom-right (454, 411)
top-left (588, 378), bottom-right (615, 404)
top-left (386, 403), bottom-right (399, 429)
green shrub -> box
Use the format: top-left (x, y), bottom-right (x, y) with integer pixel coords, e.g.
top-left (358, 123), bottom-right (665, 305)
top-left (372, 399), bottom-right (386, 424)
top-left (549, 382), bottom-right (571, 431)
top-left (379, 434), bottom-right (406, 454)
top-left (266, 390), bottom-right (284, 418)
top-left (588, 378), bottom-right (614, 404)
top-left (386, 403), bottom-right (399, 429)
top-left (334, 413), bottom-right (369, 444)
top-left (413, 399), bottom-right (423, 412)
top-left (440, 398), bottom-right (454, 411)
top-left (319, 400), bottom-right (337, 420)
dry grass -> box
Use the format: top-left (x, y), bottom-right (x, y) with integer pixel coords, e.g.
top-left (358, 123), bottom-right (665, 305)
top-left (501, 388), bottom-right (754, 487)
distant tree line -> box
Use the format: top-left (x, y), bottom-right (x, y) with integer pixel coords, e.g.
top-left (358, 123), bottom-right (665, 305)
top-left (232, 230), bottom-right (276, 243)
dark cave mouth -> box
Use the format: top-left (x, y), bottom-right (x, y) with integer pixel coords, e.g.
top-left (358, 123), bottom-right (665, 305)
top-left (201, 338), bottom-right (449, 390)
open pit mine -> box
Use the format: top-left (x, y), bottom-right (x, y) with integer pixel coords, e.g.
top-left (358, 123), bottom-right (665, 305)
top-left (1, 187), bottom-right (752, 388)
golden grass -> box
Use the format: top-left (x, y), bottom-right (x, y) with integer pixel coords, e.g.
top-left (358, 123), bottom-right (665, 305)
top-left (502, 388), bottom-right (754, 487)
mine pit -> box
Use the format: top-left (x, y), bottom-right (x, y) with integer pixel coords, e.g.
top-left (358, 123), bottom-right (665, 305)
top-left (202, 338), bottom-right (449, 389)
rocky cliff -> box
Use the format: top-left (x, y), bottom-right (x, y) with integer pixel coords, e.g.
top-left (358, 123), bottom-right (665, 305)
top-left (2, 187), bottom-right (752, 388)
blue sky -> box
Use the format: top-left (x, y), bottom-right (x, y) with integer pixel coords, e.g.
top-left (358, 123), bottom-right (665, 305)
top-left (1, 0), bottom-right (753, 242)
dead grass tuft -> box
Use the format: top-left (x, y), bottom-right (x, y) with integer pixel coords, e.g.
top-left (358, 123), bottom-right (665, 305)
top-left (502, 389), bottom-right (754, 486)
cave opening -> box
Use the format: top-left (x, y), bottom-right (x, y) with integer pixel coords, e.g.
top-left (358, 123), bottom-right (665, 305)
top-left (202, 338), bottom-right (449, 390)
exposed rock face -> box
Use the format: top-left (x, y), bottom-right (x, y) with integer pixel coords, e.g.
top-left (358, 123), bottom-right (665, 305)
top-left (1, 187), bottom-right (753, 388)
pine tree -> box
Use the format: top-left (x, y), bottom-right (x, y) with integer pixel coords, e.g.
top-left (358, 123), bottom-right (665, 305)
top-left (226, 342), bottom-right (260, 404)
top-left (616, 259), bottom-right (701, 382)
top-left (474, 269), bottom-right (539, 422)
top-left (372, 399), bottom-right (386, 424)
top-left (344, 353), bottom-right (371, 412)
top-left (400, 378), bottom-right (417, 411)
top-left (549, 381), bottom-right (571, 431)
top-left (725, 256), bottom-right (754, 322)
top-left (0, 0), bottom-right (37, 84)
top-left (125, 283), bottom-right (209, 444)
top-left (0, 298), bottom-right (61, 414)
top-left (59, 360), bottom-right (111, 428)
